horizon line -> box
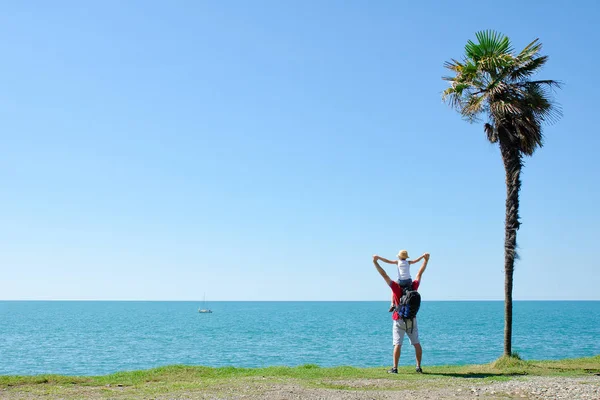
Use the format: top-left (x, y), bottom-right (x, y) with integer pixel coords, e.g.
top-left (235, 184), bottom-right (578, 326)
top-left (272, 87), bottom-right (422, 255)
top-left (1, 299), bottom-right (599, 302)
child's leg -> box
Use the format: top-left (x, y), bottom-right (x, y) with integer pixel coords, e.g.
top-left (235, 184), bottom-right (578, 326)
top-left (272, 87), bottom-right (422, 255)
top-left (398, 278), bottom-right (413, 288)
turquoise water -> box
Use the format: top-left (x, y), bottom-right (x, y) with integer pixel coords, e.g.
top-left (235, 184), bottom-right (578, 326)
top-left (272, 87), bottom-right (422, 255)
top-left (0, 301), bottom-right (598, 376)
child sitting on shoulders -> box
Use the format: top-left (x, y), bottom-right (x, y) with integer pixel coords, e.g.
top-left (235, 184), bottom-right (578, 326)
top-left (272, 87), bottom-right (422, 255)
top-left (373, 250), bottom-right (428, 311)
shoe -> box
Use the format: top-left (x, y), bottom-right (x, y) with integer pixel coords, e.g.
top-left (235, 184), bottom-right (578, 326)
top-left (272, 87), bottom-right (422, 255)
top-left (387, 367), bottom-right (398, 374)
top-left (388, 305), bottom-right (395, 312)
top-left (416, 366), bottom-right (423, 373)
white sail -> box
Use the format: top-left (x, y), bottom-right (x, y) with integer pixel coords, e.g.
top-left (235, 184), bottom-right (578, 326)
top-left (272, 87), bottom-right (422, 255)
top-left (198, 293), bottom-right (212, 313)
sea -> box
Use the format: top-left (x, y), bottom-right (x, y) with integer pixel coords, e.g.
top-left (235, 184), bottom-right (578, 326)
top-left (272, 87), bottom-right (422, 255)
top-left (0, 301), bottom-right (598, 376)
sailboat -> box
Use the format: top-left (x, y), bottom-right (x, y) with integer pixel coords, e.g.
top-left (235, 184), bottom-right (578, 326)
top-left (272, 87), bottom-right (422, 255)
top-left (198, 293), bottom-right (212, 313)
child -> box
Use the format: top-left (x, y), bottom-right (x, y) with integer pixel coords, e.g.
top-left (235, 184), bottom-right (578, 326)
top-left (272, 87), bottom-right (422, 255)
top-left (373, 250), bottom-right (428, 311)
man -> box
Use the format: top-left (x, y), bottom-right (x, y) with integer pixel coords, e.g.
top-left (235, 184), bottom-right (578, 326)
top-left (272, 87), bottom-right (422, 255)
top-left (372, 253), bottom-right (430, 374)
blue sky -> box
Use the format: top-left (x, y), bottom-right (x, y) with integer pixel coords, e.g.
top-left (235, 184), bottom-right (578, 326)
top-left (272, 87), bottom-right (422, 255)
top-left (1, 1), bottom-right (598, 301)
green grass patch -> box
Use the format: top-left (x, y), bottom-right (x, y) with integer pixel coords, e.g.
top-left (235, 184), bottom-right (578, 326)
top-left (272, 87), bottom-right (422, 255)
top-left (492, 353), bottom-right (526, 368)
top-left (1, 355), bottom-right (598, 398)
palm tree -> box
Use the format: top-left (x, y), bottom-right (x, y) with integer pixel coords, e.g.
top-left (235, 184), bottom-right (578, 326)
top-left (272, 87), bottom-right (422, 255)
top-left (442, 30), bottom-right (561, 356)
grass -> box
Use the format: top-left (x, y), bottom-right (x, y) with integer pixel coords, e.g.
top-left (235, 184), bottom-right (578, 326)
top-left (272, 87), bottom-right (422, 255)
top-left (1, 355), bottom-right (598, 398)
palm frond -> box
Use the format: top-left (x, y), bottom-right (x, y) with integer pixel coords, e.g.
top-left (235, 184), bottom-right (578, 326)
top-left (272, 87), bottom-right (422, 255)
top-left (521, 82), bottom-right (563, 124)
top-left (461, 94), bottom-right (486, 120)
top-left (513, 115), bottom-right (543, 155)
top-left (519, 79), bottom-right (562, 91)
top-left (479, 53), bottom-right (513, 73)
top-left (484, 122), bottom-right (498, 143)
top-left (514, 38), bottom-right (543, 63)
top-left (443, 58), bottom-right (465, 72)
top-left (490, 100), bottom-right (523, 119)
top-left (442, 87), bottom-right (466, 110)
top-left (509, 55), bottom-right (548, 81)
top-left (466, 30), bottom-right (513, 61)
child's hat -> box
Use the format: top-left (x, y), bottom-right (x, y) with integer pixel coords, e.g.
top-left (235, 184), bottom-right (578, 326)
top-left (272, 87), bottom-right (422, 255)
top-left (397, 250), bottom-right (409, 259)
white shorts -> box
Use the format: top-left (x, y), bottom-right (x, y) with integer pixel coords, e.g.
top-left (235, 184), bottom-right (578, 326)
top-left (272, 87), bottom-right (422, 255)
top-left (393, 318), bottom-right (419, 346)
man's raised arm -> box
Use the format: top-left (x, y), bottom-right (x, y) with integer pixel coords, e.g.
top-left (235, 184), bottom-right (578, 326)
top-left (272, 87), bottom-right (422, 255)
top-left (414, 253), bottom-right (430, 282)
top-left (372, 255), bottom-right (393, 286)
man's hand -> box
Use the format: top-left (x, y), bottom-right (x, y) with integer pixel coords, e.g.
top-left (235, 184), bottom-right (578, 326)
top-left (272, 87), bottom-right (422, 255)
top-left (424, 253), bottom-right (430, 261)
top-left (373, 255), bottom-right (379, 262)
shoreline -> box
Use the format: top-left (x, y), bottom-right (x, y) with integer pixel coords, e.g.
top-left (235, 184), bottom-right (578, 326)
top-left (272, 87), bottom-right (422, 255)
top-left (2, 355), bottom-right (599, 379)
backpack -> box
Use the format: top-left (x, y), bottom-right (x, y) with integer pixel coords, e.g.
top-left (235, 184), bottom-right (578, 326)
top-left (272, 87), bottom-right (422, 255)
top-left (397, 287), bottom-right (421, 321)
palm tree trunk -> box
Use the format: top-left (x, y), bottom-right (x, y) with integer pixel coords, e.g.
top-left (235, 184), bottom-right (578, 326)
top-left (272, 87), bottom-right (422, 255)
top-left (499, 142), bottom-right (522, 356)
